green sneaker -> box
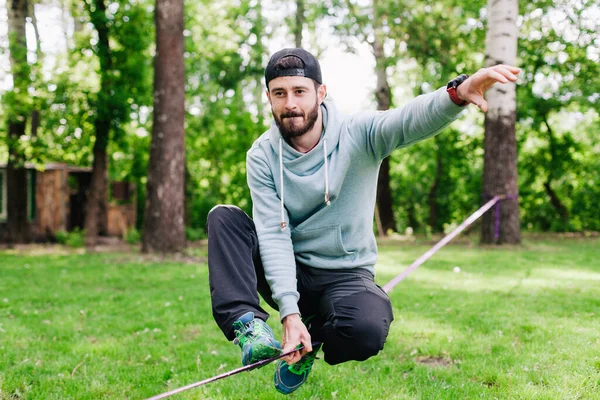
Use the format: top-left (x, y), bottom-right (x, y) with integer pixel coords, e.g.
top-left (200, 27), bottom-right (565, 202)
top-left (233, 311), bottom-right (281, 366)
top-left (274, 343), bottom-right (321, 394)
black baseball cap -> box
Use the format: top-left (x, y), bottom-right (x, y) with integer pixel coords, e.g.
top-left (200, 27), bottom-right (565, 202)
top-left (265, 48), bottom-right (322, 88)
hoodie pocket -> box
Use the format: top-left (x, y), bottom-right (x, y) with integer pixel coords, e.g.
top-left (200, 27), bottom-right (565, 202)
top-left (291, 224), bottom-right (355, 257)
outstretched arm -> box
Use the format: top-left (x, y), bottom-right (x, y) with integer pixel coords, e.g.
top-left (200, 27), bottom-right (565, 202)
top-left (456, 64), bottom-right (521, 112)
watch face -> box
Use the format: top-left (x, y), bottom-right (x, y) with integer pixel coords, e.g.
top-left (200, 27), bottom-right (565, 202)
top-left (450, 74), bottom-right (469, 89)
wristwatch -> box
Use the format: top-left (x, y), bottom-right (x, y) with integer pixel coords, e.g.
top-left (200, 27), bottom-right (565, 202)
top-left (446, 74), bottom-right (469, 106)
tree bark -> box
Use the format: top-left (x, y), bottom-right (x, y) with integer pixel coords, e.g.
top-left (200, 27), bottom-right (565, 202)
top-left (294, 0), bottom-right (305, 48)
top-left (542, 118), bottom-right (569, 228)
top-left (84, 0), bottom-right (112, 245)
top-left (481, 0), bottom-right (520, 244)
top-left (28, 1), bottom-right (41, 61)
top-left (428, 143), bottom-right (442, 230)
top-left (142, 0), bottom-right (186, 253)
top-left (372, 9), bottom-right (397, 236)
top-left (6, 0), bottom-right (30, 244)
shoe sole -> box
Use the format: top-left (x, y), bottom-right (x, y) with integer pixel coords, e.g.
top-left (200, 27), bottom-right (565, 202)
top-left (274, 361), bottom-right (307, 395)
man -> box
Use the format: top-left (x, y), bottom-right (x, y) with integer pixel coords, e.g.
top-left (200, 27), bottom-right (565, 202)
top-left (207, 48), bottom-right (520, 394)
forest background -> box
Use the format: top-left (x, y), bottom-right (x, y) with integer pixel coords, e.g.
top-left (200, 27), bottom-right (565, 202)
top-left (0, 0), bottom-right (598, 252)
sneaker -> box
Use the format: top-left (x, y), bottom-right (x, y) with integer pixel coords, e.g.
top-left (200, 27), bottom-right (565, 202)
top-left (233, 311), bottom-right (282, 366)
top-left (274, 343), bottom-right (321, 394)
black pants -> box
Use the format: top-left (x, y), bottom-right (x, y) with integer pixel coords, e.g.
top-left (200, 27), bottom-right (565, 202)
top-left (206, 205), bottom-right (394, 365)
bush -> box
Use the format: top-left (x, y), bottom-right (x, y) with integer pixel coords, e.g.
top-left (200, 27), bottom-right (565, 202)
top-left (185, 227), bottom-right (206, 242)
top-left (55, 228), bottom-right (85, 248)
top-left (124, 228), bottom-right (141, 244)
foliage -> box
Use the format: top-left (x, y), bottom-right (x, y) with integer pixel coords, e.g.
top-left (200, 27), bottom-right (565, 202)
top-left (516, 0), bottom-right (600, 232)
top-left (0, 0), bottom-right (598, 238)
top-left (1, 236), bottom-right (599, 398)
top-left (124, 228), bottom-right (141, 244)
top-left (54, 228), bottom-right (86, 247)
top-left (183, 0), bottom-right (269, 230)
top-left (185, 226), bottom-right (205, 242)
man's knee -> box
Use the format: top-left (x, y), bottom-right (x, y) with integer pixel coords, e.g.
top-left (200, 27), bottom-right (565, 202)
top-left (323, 289), bottom-right (394, 365)
top-left (206, 205), bottom-right (244, 233)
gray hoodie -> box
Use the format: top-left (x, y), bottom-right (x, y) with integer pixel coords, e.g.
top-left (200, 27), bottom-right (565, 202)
top-left (246, 87), bottom-right (464, 320)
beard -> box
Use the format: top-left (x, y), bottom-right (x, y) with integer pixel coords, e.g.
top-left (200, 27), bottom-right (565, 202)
top-left (273, 100), bottom-right (319, 142)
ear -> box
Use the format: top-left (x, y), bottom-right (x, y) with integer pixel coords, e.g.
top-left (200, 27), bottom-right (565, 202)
top-left (317, 84), bottom-right (327, 105)
top-left (266, 89), bottom-right (272, 104)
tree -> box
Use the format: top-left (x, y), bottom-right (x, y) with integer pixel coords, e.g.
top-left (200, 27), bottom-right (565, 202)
top-left (183, 0), bottom-right (270, 233)
top-left (5, 0), bottom-right (31, 244)
top-left (294, 0), bottom-right (305, 47)
top-left (481, 0), bottom-right (520, 244)
top-left (79, 0), bottom-right (153, 245)
top-left (372, 0), bottom-right (396, 236)
top-left (330, 0), bottom-right (398, 234)
top-left (516, 0), bottom-right (600, 232)
top-left (142, 0), bottom-right (186, 252)
top-left (83, 0), bottom-right (113, 244)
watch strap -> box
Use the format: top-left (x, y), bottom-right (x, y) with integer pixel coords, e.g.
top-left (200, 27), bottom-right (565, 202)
top-left (446, 74), bottom-right (469, 106)
top-left (447, 86), bottom-right (468, 106)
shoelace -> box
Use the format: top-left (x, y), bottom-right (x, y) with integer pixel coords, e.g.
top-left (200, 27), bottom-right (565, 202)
top-left (289, 350), bottom-right (319, 374)
top-left (233, 320), bottom-right (270, 346)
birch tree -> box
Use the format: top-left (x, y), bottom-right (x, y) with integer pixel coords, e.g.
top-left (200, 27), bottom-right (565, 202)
top-left (481, 0), bottom-right (520, 244)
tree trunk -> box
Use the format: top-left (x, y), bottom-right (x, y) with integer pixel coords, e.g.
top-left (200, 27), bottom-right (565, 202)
top-left (294, 0), bottom-right (305, 48)
top-left (142, 0), bottom-right (186, 253)
top-left (428, 143), bottom-right (442, 230)
top-left (6, 0), bottom-right (30, 244)
top-left (28, 1), bottom-right (42, 61)
top-left (543, 181), bottom-right (569, 227)
top-left (372, 8), bottom-right (397, 236)
top-left (542, 118), bottom-right (569, 228)
top-left (481, 0), bottom-right (520, 244)
top-left (6, 126), bottom-right (29, 245)
top-left (407, 197), bottom-right (418, 231)
top-left (84, 0), bottom-right (112, 245)
top-left (84, 123), bottom-right (109, 243)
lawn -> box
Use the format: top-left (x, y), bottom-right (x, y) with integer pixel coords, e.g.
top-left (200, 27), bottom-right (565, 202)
top-left (1, 235), bottom-right (599, 399)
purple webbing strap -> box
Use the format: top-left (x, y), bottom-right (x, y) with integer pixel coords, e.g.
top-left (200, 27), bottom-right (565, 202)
top-left (382, 196), bottom-right (501, 293)
top-left (145, 344), bottom-right (315, 400)
top-left (147, 196), bottom-right (504, 399)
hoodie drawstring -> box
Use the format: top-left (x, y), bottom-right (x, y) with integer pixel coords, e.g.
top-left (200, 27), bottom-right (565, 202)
top-left (279, 138), bottom-right (287, 230)
top-left (278, 137), bottom-right (331, 231)
top-left (323, 139), bottom-right (331, 206)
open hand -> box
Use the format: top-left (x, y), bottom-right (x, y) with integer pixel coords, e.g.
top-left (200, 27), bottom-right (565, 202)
top-left (281, 313), bottom-right (312, 364)
top-left (456, 64), bottom-right (521, 112)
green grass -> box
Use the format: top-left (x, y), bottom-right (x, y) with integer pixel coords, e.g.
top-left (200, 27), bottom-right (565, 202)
top-left (1, 236), bottom-right (599, 399)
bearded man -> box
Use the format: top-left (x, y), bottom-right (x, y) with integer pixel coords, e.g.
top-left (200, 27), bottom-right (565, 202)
top-left (206, 48), bottom-right (520, 394)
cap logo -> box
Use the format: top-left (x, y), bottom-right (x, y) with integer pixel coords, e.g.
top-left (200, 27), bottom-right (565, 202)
top-left (275, 68), bottom-right (305, 78)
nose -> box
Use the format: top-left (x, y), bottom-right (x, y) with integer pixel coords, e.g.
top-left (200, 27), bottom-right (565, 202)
top-left (284, 95), bottom-right (297, 111)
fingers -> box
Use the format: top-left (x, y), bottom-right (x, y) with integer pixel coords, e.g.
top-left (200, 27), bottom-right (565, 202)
top-left (280, 314), bottom-right (312, 364)
top-left (284, 349), bottom-right (302, 364)
top-left (486, 69), bottom-right (510, 84)
top-left (489, 65), bottom-right (520, 82)
top-left (281, 339), bottom-right (312, 364)
top-left (479, 99), bottom-right (488, 113)
top-left (495, 64), bottom-right (522, 75)
top-left (468, 95), bottom-right (487, 112)
top-left (301, 336), bottom-right (313, 354)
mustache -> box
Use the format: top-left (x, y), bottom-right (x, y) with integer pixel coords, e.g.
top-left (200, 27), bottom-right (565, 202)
top-left (281, 111), bottom-right (304, 119)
